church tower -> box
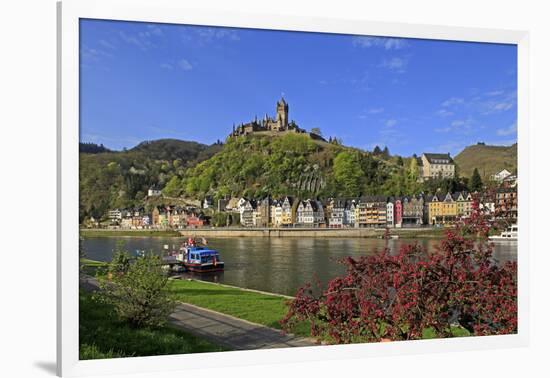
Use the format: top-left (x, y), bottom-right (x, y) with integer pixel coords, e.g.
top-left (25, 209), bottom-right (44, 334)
top-left (276, 97), bottom-right (289, 130)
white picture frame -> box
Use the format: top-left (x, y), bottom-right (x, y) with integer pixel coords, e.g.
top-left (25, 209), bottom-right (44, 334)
top-left (57, 0), bottom-right (530, 376)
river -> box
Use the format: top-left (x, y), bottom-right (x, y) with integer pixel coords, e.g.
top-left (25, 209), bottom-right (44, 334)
top-left (82, 236), bottom-right (517, 296)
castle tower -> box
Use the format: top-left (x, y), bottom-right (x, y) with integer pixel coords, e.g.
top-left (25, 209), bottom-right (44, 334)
top-left (276, 97), bottom-right (289, 130)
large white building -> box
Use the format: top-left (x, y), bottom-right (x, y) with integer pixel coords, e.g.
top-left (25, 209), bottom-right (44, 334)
top-left (420, 153), bottom-right (455, 180)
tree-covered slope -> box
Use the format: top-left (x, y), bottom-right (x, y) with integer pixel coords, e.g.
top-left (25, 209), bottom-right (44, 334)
top-left (79, 139), bottom-right (221, 221)
top-left (80, 133), bottom-right (462, 223)
top-left (454, 143), bottom-right (517, 180)
top-left (178, 133), bottom-right (406, 200)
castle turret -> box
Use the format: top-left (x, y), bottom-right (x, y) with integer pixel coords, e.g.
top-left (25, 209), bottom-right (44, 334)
top-left (276, 97), bottom-right (289, 130)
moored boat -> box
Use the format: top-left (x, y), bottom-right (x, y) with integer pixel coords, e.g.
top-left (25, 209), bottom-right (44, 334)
top-left (489, 224), bottom-right (518, 241)
top-left (163, 237), bottom-right (224, 273)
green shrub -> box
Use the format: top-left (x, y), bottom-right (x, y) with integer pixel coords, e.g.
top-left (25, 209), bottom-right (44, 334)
top-left (97, 252), bottom-right (175, 328)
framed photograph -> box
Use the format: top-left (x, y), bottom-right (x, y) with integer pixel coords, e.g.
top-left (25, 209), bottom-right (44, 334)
top-left (58, 0), bottom-right (529, 376)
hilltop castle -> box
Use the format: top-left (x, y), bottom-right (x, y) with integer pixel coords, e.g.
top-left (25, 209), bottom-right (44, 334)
top-left (230, 97), bottom-right (306, 138)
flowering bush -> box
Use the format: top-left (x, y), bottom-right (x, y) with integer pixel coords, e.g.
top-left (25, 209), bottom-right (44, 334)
top-left (281, 202), bottom-right (517, 343)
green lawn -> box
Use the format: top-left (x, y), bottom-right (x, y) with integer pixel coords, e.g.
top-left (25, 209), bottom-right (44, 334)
top-left (168, 280), bottom-right (309, 334)
top-left (79, 290), bottom-right (228, 360)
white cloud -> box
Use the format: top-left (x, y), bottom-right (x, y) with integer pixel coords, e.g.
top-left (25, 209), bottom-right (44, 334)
top-left (451, 120), bottom-right (466, 127)
top-left (441, 97), bottom-right (464, 107)
top-left (380, 57), bottom-right (408, 72)
top-left (485, 90), bottom-right (504, 96)
top-left (99, 39), bottom-right (116, 50)
top-left (489, 102), bottom-right (514, 112)
top-left (352, 36), bottom-right (408, 50)
top-left (146, 24), bottom-right (163, 36)
top-left (183, 26), bottom-right (241, 44)
top-left (437, 109), bottom-right (454, 117)
top-left (80, 45), bottom-right (113, 63)
top-left (368, 107), bottom-right (384, 114)
top-left (497, 122), bottom-right (517, 136)
top-left (119, 31), bottom-right (142, 47)
top-left (160, 63), bottom-right (173, 70)
top-left (178, 58), bottom-right (193, 71)
top-left (118, 24), bottom-right (164, 51)
top-left (479, 89), bottom-right (517, 114)
top-left (385, 119), bottom-right (397, 127)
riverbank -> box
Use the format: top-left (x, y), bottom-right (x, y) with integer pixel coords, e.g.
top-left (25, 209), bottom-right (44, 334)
top-left (80, 229), bottom-right (181, 237)
top-left (81, 259), bottom-right (470, 346)
top-left (81, 227), bottom-right (447, 239)
top-left (182, 227), bottom-right (446, 239)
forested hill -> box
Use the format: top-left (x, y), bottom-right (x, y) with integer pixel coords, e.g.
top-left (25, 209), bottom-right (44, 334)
top-left (179, 133), bottom-right (398, 200)
top-left (79, 133), bottom-right (516, 222)
top-left (79, 133), bottom-right (418, 221)
top-left (454, 143), bottom-right (517, 180)
top-left (79, 139), bottom-right (222, 221)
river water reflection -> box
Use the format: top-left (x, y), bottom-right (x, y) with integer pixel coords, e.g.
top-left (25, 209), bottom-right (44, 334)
top-left (82, 236), bottom-right (517, 296)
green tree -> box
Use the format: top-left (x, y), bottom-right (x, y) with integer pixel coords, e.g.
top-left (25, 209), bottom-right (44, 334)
top-left (211, 212), bottom-right (229, 227)
top-left (163, 176), bottom-right (182, 197)
top-left (382, 146), bottom-right (390, 159)
top-left (108, 241), bottom-right (132, 277)
top-left (333, 151), bottom-right (365, 197)
top-left (396, 156), bottom-right (404, 166)
top-left (408, 157), bottom-right (419, 182)
top-left (98, 252), bottom-right (175, 328)
top-left (470, 168), bottom-right (483, 192)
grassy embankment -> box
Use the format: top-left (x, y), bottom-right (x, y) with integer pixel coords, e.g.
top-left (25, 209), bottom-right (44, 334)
top-left (79, 290), bottom-right (227, 359)
top-left (81, 259), bottom-right (470, 352)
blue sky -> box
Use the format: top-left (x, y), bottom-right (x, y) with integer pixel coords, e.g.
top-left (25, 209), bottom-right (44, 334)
top-left (80, 19), bottom-right (517, 156)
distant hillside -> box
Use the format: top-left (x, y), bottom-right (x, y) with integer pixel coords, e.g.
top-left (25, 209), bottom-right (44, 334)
top-left (454, 143), bottom-right (517, 180)
top-left (130, 139), bottom-right (222, 161)
top-left (79, 139), bottom-right (222, 221)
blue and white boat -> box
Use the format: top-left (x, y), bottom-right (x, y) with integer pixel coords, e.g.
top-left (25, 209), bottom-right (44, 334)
top-left (163, 238), bottom-right (224, 273)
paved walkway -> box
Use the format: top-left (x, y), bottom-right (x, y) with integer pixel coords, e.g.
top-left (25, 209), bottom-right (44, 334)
top-left (80, 276), bottom-right (316, 350)
top-left (168, 302), bottom-right (315, 350)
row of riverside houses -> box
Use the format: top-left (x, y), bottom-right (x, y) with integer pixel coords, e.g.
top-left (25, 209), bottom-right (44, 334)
top-left (228, 189), bottom-right (516, 229)
top-left (106, 205), bottom-right (207, 229)
top-left (224, 167), bottom-right (518, 228)
top-left (101, 168), bottom-right (517, 229)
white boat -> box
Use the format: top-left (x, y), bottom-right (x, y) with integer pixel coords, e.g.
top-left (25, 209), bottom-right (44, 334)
top-left (489, 224), bottom-right (518, 241)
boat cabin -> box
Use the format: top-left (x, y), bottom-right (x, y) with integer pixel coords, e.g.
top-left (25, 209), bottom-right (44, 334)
top-left (185, 246), bottom-right (221, 264)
